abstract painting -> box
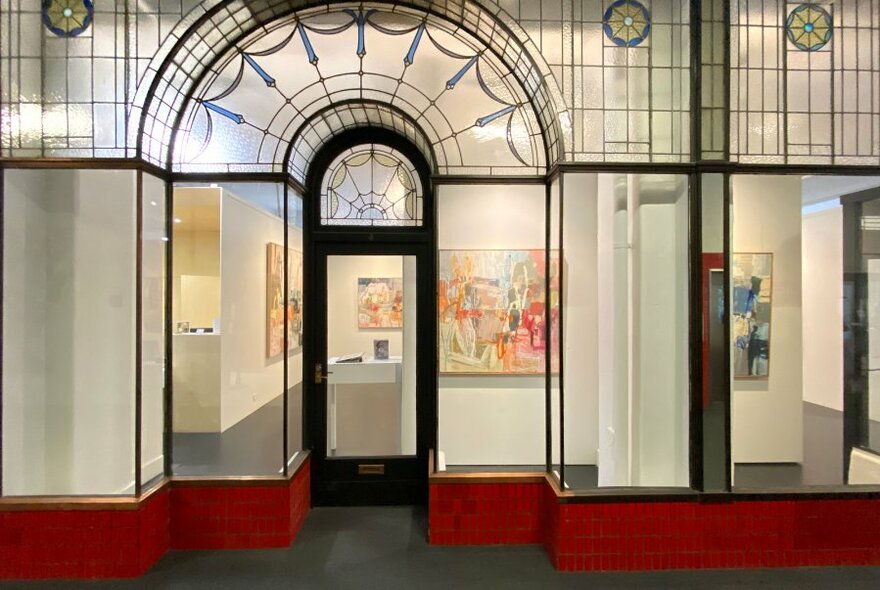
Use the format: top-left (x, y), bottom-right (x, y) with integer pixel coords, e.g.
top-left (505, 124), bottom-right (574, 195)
top-left (357, 278), bottom-right (404, 328)
top-left (733, 253), bottom-right (772, 379)
top-left (267, 243), bottom-right (304, 358)
top-left (438, 250), bottom-right (559, 374)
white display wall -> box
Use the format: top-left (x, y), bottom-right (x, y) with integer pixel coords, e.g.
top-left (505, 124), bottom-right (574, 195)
top-left (732, 175), bottom-right (804, 464)
top-left (2, 169), bottom-right (137, 495)
top-left (437, 184), bottom-right (548, 466)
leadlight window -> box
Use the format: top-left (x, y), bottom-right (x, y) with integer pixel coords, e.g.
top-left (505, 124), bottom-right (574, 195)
top-left (320, 144), bottom-right (423, 227)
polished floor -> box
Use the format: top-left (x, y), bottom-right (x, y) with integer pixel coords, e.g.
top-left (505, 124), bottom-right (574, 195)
top-left (2, 507), bottom-right (879, 589)
top-left (174, 394), bottom-right (877, 489)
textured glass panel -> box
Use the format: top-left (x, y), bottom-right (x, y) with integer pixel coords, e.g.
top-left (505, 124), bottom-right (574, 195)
top-left (320, 144), bottom-right (423, 227)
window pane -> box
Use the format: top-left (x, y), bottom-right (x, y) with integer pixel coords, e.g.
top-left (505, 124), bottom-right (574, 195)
top-left (436, 184), bottom-right (547, 473)
top-left (731, 174), bottom-right (880, 489)
top-left (287, 186), bottom-right (305, 467)
top-left (2, 169), bottom-right (136, 495)
top-left (171, 182), bottom-right (285, 476)
top-left (141, 172), bottom-right (167, 487)
top-left (561, 173), bottom-right (690, 489)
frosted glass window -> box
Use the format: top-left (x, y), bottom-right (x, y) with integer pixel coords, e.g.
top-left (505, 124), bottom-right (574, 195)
top-left (320, 144), bottom-right (423, 227)
top-left (2, 169), bottom-right (137, 496)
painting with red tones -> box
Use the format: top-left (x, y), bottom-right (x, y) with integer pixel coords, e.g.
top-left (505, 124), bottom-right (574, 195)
top-left (357, 277), bottom-right (404, 328)
top-left (438, 250), bottom-right (559, 374)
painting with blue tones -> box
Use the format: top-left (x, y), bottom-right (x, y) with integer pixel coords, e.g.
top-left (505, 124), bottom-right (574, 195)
top-left (733, 253), bottom-right (773, 379)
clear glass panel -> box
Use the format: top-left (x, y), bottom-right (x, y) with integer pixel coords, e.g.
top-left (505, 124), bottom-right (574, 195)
top-left (320, 144), bottom-right (423, 227)
top-left (141, 172), bottom-right (167, 488)
top-left (701, 173), bottom-right (729, 491)
top-left (287, 186), bottom-right (305, 467)
top-left (2, 169), bottom-right (136, 495)
top-left (549, 178), bottom-right (562, 484)
top-left (171, 181), bottom-right (285, 476)
top-left (325, 255), bottom-right (416, 457)
top-left (732, 174), bottom-right (880, 489)
top-left (561, 172), bottom-right (690, 489)
top-left (436, 184), bottom-right (547, 473)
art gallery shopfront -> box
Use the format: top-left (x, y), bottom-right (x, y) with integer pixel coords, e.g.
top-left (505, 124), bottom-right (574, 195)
top-left (3, 0), bottom-right (880, 579)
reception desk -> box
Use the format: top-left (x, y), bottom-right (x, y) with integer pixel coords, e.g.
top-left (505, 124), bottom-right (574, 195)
top-left (327, 356), bottom-right (403, 456)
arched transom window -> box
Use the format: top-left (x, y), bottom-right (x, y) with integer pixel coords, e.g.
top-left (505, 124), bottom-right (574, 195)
top-left (320, 143), bottom-right (423, 227)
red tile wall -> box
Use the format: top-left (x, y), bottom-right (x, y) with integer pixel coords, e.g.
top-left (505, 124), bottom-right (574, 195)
top-left (429, 482), bottom-right (543, 545)
top-left (0, 457), bottom-right (311, 579)
top-left (430, 480), bottom-right (880, 572)
top-left (170, 457), bottom-right (312, 550)
top-left (0, 487), bottom-right (170, 579)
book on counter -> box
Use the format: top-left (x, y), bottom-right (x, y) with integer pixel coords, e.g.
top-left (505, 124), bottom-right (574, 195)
top-left (335, 352), bottom-right (364, 363)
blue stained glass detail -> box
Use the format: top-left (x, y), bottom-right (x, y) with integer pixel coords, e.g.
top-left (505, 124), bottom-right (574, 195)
top-left (42, 0), bottom-right (93, 38)
top-left (602, 0), bottom-right (651, 47)
top-left (447, 56), bottom-right (479, 90)
top-left (477, 105), bottom-right (517, 127)
top-left (785, 4), bottom-right (833, 52)
top-left (405, 24), bottom-right (426, 65)
top-left (298, 25), bottom-right (319, 65)
top-left (242, 54), bottom-right (275, 87)
top-left (344, 9), bottom-right (378, 57)
top-left (203, 102), bottom-right (244, 124)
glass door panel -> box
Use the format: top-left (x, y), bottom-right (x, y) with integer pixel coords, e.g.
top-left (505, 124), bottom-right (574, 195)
top-left (325, 255), bottom-right (417, 458)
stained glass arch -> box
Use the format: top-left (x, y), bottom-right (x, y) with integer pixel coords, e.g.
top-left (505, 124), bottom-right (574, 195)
top-left (133, 0), bottom-right (566, 174)
top-left (286, 102), bottom-right (438, 184)
top-left (319, 142), bottom-right (424, 227)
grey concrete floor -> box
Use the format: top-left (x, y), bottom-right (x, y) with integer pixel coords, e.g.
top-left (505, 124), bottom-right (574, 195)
top-left (2, 507), bottom-right (880, 589)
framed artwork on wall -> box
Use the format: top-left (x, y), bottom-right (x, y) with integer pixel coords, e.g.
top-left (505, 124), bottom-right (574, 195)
top-left (267, 242), bottom-right (304, 358)
top-left (438, 249), bottom-right (559, 375)
top-left (733, 252), bottom-right (773, 379)
top-left (357, 278), bottom-right (404, 328)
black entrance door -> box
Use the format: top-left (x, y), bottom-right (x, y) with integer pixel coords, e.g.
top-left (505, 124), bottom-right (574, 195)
top-left (303, 129), bottom-right (436, 506)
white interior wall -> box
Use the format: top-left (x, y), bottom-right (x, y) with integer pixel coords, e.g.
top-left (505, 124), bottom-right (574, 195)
top-left (3, 170), bottom-right (50, 494)
top-left (632, 175), bottom-right (690, 487)
top-left (437, 184), bottom-right (547, 465)
top-left (219, 191), bottom-right (290, 431)
top-left (2, 169), bottom-right (136, 495)
top-left (561, 173), bottom-right (599, 466)
top-left (141, 173), bottom-right (166, 482)
top-left (732, 175), bottom-right (804, 464)
top-left (597, 174), bottom-right (630, 485)
top-left (802, 204), bottom-right (843, 412)
top-left (326, 255), bottom-right (404, 358)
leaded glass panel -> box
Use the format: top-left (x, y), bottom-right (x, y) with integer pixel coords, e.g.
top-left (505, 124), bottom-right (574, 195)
top-left (320, 144), bottom-right (423, 227)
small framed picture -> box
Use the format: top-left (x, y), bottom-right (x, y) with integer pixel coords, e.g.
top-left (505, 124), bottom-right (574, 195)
top-left (373, 339), bottom-right (389, 360)
top-left (176, 321), bottom-right (190, 334)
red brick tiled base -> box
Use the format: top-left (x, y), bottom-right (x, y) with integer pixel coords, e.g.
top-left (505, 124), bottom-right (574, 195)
top-left (0, 487), bottom-right (170, 580)
top-left (171, 457), bottom-right (311, 550)
top-left (0, 457), bottom-right (310, 579)
top-left (430, 478), bottom-right (880, 571)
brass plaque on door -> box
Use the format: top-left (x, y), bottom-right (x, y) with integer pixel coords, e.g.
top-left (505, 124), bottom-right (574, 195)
top-left (358, 464), bottom-right (385, 475)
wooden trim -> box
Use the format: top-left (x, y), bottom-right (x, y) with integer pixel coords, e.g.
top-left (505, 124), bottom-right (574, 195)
top-left (0, 453), bottom-right (310, 510)
top-left (0, 157), bottom-right (169, 179)
top-left (430, 471), bottom-right (548, 485)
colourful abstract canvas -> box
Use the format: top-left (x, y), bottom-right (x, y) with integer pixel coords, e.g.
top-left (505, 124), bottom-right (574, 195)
top-left (732, 253), bottom-right (772, 379)
top-left (267, 243), bottom-right (304, 358)
top-left (438, 250), bottom-right (559, 374)
top-left (357, 278), bottom-right (404, 328)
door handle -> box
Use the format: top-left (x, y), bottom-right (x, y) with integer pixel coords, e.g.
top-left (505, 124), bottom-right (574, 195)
top-left (314, 363), bottom-right (333, 384)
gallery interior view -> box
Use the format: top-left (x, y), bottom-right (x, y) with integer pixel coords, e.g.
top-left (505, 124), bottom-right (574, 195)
top-left (2, 0), bottom-right (880, 580)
